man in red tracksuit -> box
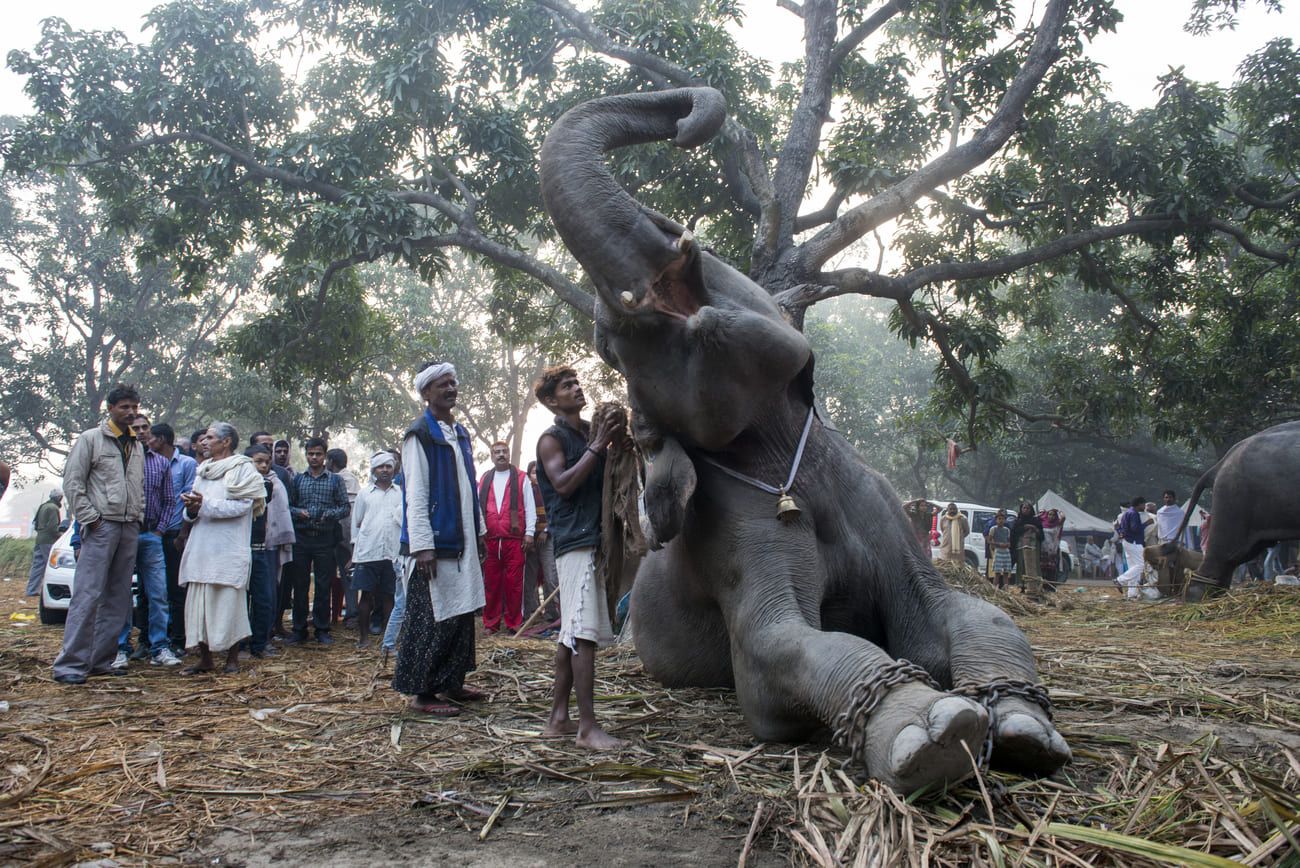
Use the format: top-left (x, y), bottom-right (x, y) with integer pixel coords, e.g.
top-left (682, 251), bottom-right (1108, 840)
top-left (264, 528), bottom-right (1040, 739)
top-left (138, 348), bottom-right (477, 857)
top-left (478, 442), bottom-right (536, 633)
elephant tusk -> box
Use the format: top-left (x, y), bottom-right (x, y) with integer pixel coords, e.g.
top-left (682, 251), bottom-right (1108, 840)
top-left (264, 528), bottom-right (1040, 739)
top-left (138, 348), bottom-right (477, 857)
top-left (620, 291), bottom-right (637, 308)
top-left (677, 229), bottom-right (694, 252)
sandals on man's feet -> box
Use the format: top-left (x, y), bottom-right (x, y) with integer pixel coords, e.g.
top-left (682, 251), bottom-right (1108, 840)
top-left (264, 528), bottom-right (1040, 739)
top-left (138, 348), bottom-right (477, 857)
top-left (409, 699), bottom-right (461, 717)
top-left (180, 665), bottom-right (213, 676)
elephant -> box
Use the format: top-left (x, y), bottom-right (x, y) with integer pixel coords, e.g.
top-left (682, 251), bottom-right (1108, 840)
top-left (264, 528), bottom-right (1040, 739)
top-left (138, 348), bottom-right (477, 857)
top-left (539, 87), bottom-right (1070, 792)
top-left (1173, 421), bottom-right (1300, 602)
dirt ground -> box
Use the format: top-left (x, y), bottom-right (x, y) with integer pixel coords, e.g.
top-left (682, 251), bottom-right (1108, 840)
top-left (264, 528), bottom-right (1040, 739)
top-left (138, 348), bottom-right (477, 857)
top-left (1, 571), bottom-right (1297, 866)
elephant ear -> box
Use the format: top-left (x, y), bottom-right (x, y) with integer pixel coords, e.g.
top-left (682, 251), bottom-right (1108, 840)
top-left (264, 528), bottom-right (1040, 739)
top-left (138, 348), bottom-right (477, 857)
top-left (642, 435), bottom-right (696, 550)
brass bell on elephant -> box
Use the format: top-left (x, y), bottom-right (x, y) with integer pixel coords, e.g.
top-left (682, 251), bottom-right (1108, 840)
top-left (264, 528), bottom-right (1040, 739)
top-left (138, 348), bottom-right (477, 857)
top-left (776, 488), bottom-right (801, 523)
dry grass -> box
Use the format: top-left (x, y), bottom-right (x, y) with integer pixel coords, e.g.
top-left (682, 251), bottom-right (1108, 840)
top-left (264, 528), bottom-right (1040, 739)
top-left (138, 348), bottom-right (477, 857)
top-left (0, 573), bottom-right (1296, 866)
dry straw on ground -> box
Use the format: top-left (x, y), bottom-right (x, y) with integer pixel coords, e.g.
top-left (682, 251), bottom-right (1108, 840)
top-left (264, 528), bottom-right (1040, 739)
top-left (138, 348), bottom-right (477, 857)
top-left (0, 572), bottom-right (1296, 865)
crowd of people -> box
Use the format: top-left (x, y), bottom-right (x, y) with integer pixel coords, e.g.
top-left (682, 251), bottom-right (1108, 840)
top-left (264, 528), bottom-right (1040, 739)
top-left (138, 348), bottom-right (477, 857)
top-left (41, 362), bottom-right (629, 749)
top-left (917, 492), bottom-right (1201, 600)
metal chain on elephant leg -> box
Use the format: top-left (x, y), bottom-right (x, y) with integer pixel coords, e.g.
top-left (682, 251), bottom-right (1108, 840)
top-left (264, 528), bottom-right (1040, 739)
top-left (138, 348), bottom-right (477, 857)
top-left (831, 659), bottom-right (940, 772)
top-left (952, 679), bottom-right (1053, 768)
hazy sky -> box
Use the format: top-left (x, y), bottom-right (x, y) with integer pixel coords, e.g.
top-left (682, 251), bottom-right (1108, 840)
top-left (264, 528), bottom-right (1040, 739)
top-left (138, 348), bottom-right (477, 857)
top-left (1, 1), bottom-right (1295, 117)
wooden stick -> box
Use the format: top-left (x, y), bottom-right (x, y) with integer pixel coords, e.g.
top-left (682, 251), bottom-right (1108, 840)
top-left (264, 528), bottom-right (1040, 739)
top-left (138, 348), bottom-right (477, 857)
top-left (513, 586), bottom-right (561, 638)
top-left (737, 799), bottom-right (766, 868)
top-left (479, 789), bottom-right (513, 841)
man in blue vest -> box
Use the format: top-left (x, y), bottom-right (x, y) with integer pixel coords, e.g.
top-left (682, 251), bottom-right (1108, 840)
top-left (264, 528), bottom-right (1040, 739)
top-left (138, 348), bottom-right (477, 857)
top-left (393, 361), bottom-right (488, 716)
top-left (535, 365), bottom-right (625, 750)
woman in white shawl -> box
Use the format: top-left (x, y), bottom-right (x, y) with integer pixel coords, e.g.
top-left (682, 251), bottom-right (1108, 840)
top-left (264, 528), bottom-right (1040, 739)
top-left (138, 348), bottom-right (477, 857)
top-left (179, 422), bottom-right (266, 674)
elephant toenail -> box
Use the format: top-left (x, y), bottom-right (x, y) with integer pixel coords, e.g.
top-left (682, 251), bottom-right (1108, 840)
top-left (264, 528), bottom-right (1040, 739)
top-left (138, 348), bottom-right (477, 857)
top-left (927, 696), bottom-right (986, 742)
top-left (997, 712), bottom-right (1046, 740)
top-left (890, 724), bottom-right (929, 766)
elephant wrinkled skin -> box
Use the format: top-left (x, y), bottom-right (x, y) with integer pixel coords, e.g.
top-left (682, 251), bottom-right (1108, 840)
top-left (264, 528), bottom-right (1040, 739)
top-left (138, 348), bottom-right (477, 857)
top-left (539, 87), bottom-right (1070, 792)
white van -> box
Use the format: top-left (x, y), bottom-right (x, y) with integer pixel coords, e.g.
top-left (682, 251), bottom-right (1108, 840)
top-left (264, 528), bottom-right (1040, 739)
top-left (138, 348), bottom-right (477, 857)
top-left (928, 501), bottom-right (1005, 572)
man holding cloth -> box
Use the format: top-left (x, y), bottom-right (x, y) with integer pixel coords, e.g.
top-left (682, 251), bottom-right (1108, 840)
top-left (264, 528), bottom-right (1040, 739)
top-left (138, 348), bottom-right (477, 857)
top-left (478, 441), bottom-right (535, 634)
top-left (394, 362), bottom-right (487, 715)
top-left (535, 365), bottom-right (624, 750)
top-left (53, 385), bottom-right (145, 684)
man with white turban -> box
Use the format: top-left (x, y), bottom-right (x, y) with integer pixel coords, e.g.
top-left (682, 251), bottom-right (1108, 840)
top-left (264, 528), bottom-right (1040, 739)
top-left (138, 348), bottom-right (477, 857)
top-left (393, 362), bottom-right (487, 715)
top-left (350, 451), bottom-right (403, 650)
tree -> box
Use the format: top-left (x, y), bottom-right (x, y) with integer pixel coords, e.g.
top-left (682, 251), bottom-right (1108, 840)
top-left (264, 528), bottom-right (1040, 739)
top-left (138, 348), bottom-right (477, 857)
top-left (808, 291), bottom-right (1208, 516)
top-left (0, 170), bottom-right (265, 471)
top-left (3, 0), bottom-right (1296, 457)
top-left (276, 257), bottom-right (588, 463)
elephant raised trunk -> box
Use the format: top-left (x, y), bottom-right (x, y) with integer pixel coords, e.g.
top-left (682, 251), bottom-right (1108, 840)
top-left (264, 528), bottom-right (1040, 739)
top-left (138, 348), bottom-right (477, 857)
top-left (540, 88), bottom-right (726, 318)
top-left (539, 89), bottom-right (1071, 792)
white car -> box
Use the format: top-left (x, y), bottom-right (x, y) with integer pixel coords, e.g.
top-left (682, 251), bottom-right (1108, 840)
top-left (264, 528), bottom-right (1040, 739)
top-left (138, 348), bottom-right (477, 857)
top-left (38, 525), bottom-right (139, 625)
top-left (928, 501), bottom-right (1006, 572)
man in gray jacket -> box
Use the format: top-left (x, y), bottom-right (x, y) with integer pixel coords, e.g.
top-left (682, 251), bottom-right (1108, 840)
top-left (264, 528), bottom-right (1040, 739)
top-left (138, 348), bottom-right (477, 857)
top-left (53, 385), bottom-right (145, 684)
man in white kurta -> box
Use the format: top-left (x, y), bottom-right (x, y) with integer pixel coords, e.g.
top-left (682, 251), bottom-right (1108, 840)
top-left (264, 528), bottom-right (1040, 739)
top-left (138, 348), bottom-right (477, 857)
top-left (392, 363), bottom-right (487, 716)
top-left (1156, 490), bottom-right (1187, 545)
top-left (178, 424), bottom-right (265, 674)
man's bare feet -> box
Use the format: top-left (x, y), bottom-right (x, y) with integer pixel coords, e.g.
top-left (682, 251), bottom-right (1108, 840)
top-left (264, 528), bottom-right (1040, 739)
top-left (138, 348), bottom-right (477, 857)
top-left (575, 726), bottom-right (626, 750)
top-left (541, 719), bottom-right (579, 737)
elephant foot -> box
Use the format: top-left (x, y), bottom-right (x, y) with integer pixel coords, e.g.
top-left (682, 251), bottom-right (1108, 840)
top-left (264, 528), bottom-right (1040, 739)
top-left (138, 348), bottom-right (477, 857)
top-left (988, 695), bottom-right (1071, 775)
top-left (953, 680), bottom-right (1070, 776)
top-left (1184, 573), bottom-right (1225, 603)
top-left (839, 676), bottom-right (988, 794)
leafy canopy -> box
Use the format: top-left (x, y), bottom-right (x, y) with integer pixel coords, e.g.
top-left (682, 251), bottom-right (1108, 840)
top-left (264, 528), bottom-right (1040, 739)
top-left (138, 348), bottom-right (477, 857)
top-left (2, 0), bottom-right (1296, 457)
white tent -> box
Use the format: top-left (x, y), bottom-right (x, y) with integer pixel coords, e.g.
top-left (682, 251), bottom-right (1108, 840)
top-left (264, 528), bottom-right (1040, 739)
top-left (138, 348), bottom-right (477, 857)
top-left (1181, 499), bottom-right (1207, 528)
top-left (1036, 490), bottom-right (1114, 536)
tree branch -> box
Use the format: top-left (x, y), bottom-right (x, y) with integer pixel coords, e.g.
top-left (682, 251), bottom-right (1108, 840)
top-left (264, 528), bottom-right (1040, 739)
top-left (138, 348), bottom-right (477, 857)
top-left (537, 0), bottom-right (699, 88)
top-left (793, 186), bottom-right (849, 232)
top-left (799, 0), bottom-right (1071, 271)
top-left (925, 187), bottom-right (1045, 230)
top-left (761, 0), bottom-right (840, 268)
top-left (1077, 250), bottom-right (1160, 332)
top-left (896, 297), bottom-right (1212, 470)
top-left (779, 216), bottom-right (1187, 310)
top-left (1205, 217), bottom-right (1293, 264)
top-left (76, 130), bottom-right (467, 222)
top-left (829, 0), bottom-right (911, 72)
top-left (1233, 183), bottom-right (1300, 210)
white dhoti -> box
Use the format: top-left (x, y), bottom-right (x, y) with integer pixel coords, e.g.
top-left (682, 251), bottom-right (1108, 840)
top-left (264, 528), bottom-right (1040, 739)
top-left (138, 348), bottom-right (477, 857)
top-left (185, 583), bottom-right (252, 651)
top-left (556, 548), bottom-right (614, 651)
top-left (1116, 541), bottom-right (1146, 599)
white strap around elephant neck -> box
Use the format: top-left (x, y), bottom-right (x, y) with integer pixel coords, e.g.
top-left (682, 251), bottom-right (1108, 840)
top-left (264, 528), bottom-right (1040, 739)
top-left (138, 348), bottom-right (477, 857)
top-left (696, 405), bottom-right (815, 500)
